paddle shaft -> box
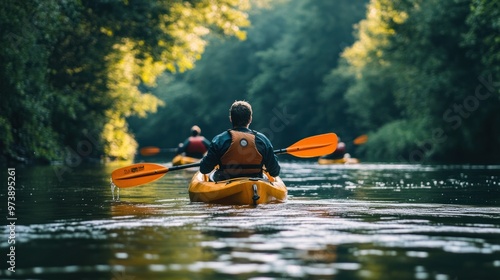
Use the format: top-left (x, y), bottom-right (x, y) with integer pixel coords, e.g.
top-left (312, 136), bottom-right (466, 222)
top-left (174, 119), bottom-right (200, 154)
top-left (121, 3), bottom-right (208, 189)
top-left (125, 145), bottom-right (315, 180)
top-left (143, 142), bottom-right (332, 175)
top-left (140, 146), bottom-right (178, 156)
top-left (274, 143), bottom-right (333, 155)
top-left (113, 133), bottom-right (337, 188)
top-left (118, 162), bottom-right (201, 180)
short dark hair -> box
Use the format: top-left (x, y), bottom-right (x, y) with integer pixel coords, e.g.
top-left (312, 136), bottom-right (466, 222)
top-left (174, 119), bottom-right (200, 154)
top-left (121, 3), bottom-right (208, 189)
top-left (191, 125), bottom-right (201, 136)
top-left (230, 101), bottom-right (252, 127)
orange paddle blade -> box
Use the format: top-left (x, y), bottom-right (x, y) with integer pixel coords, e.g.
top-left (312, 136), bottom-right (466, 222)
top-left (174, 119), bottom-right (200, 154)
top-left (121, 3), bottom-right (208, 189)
top-left (353, 134), bottom-right (368, 145)
top-left (140, 146), bottom-right (161, 156)
top-left (283, 133), bottom-right (338, 158)
top-left (111, 163), bottom-right (168, 188)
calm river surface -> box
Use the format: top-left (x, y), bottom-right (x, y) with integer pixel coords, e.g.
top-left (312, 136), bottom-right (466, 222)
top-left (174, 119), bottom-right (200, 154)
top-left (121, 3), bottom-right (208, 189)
top-left (1, 160), bottom-right (500, 279)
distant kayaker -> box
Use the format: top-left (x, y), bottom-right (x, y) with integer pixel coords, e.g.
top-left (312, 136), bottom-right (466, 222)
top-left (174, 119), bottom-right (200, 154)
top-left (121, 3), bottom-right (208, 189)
top-left (200, 100), bottom-right (281, 181)
top-left (176, 125), bottom-right (211, 159)
top-left (320, 138), bottom-right (347, 160)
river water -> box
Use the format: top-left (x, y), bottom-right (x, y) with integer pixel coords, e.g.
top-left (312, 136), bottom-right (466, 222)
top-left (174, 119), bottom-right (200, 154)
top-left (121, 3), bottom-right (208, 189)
top-left (1, 160), bottom-right (499, 279)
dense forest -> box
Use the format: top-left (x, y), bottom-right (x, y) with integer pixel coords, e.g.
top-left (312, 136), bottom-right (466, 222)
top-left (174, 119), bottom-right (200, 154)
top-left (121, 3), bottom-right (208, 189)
top-left (2, 0), bottom-right (499, 165)
top-left (1, 0), bottom-right (252, 164)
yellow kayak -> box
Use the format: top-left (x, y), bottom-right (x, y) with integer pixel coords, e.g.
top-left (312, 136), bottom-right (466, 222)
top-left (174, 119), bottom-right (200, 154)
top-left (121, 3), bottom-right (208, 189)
top-left (172, 155), bottom-right (201, 166)
top-left (318, 157), bottom-right (359, 165)
top-left (188, 170), bottom-right (287, 205)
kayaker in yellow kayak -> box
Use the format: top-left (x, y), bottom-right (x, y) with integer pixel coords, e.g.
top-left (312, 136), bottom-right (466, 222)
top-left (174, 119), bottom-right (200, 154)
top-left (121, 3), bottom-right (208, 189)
top-left (199, 100), bottom-right (281, 181)
top-left (176, 125), bottom-right (211, 159)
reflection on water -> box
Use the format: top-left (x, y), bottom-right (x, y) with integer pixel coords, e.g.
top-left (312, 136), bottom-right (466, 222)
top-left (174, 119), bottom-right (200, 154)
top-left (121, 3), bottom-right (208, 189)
top-left (0, 162), bottom-right (499, 279)
top-left (286, 162), bottom-right (500, 206)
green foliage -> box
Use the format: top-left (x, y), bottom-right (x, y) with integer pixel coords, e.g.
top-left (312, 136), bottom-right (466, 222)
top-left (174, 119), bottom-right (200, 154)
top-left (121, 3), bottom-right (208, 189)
top-left (4, 0), bottom-right (497, 164)
top-left (248, 0), bottom-right (369, 146)
top-left (130, 0), bottom-right (368, 150)
top-left (340, 0), bottom-right (500, 163)
top-left (1, 0), bottom-right (252, 163)
top-left (130, 2), bottom-right (294, 147)
top-left (464, 0), bottom-right (500, 77)
top-left (144, 0), bottom-right (499, 164)
top-left (360, 119), bottom-right (426, 162)
top-left (0, 0), bottom-right (66, 162)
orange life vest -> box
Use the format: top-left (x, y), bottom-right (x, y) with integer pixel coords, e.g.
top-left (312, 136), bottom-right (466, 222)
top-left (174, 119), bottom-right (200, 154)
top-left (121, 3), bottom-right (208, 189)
top-left (219, 130), bottom-right (263, 177)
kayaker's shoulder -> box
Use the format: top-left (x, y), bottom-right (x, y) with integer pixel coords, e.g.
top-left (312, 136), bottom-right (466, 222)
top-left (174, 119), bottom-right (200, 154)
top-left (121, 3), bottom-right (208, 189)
top-left (253, 131), bottom-right (272, 143)
top-left (212, 130), bottom-right (231, 141)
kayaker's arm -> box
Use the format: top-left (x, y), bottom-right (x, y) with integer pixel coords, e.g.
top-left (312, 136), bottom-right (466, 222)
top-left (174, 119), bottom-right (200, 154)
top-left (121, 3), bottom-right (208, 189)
top-left (199, 134), bottom-right (226, 174)
top-left (176, 139), bottom-right (189, 155)
top-left (264, 152), bottom-right (280, 177)
top-left (199, 147), bottom-right (218, 174)
top-left (256, 132), bottom-right (280, 177)
top-left (202, 137), bottom-right (211, 150)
